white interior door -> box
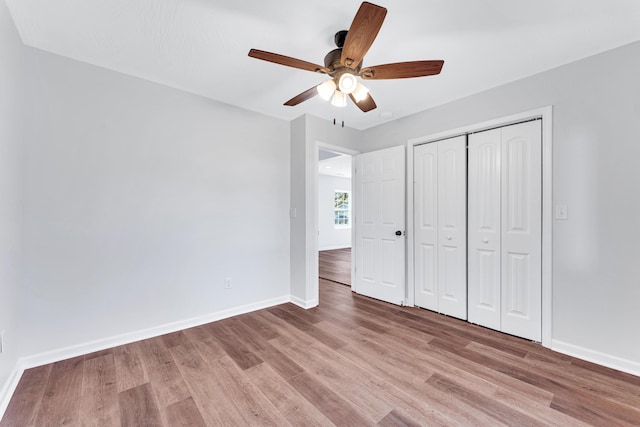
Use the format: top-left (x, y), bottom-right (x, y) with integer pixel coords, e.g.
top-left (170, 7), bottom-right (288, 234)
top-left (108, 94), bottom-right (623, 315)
top-left (436, 137), bottom-right (467, 319)
top-left (414, 136), bottom-right (467, 319)
top-left (468, 129), bottom-right (502, 329)
top-left (468, 120), bottom-right (542, 341)
top-left (501, 121), bottom-right (542, 341)
top-left (354, 146), bottom-right (406, 305)
top-left (413, 143), bottom-right (438, 311)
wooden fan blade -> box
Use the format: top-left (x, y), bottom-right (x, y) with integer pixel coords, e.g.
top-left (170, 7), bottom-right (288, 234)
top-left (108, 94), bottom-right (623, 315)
top-left (249, 49), bottom-right (330, 74)
top-left (349, 93), bottom-right (377, 112)
top-left (284, 86), bottom-right (319, 106)
top-left (341, 2), bottom-right (387, 68)
top-left (360, 60), bottom-right (444, 79)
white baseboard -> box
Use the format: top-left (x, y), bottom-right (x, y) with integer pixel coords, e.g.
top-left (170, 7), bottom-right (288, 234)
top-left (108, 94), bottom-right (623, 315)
top-left (552, 339), bottom-right (640, 377)
top-left (290, 295), bottom-right (318, 309)
top-left (0, 362), bottom-right (24, 421)
top-left (0, 294), bottom-right (291, 420)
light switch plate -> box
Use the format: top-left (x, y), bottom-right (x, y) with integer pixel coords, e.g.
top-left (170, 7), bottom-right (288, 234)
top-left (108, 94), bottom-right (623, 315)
top-left (289, 208), bottom-right (297, 218)
top-left (555, 205), bottom-right (568, 220)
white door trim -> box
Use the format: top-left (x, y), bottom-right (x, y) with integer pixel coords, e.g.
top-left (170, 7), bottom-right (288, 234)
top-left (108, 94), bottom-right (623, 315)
top-left (406, 106), bottom-right (553, 348)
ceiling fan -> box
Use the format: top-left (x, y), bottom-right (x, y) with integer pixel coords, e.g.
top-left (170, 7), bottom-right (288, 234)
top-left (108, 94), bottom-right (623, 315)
top-left (248, 1), bottom-right (444, 112)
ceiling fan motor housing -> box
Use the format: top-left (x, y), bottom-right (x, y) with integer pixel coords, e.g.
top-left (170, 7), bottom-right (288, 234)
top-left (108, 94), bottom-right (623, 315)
top-left (324, 32), bottom-right (362, 75)
top-left (323, 48), bottom-right (343, 69)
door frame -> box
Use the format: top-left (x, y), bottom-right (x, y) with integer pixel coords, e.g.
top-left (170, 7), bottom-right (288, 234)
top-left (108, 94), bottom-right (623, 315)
top-left (314, 141), bottom-right (360, 302)
top-left (406, 106), bottom-right (553, 348)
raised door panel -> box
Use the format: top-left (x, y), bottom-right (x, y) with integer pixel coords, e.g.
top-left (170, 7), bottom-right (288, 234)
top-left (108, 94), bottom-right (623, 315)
top-left (360, 180), bottom-right (376, 225)
top-left (413, 143), bottom-right (439, 311)
top-left (500, 120), bottom-right (542, 342)
top-left (437, 136), bottom-right (467, 320)
top-left (360, 237), bottom-right (376, 285)
top-left (468, 129), bottom-right (502, 330)
top-left (355, 155), bottom-right (378, 292)
top-left (381, 238), bottom-right (397, 287)
top-left (381, 179), bottom-right (398, 226)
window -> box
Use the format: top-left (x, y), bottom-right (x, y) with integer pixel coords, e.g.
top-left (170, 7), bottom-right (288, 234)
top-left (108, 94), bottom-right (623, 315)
top-left (334, 190), bottom-right (351, 228)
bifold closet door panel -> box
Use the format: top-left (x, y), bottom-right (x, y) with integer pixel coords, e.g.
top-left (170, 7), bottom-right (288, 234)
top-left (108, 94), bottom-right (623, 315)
top-left (468, 128), bottom-right (502, 330)
top-left (468, 120), bottom-right (542, 341)
top-left (501, 120), bottom-right (542, 342)
top-left (436, 136), bottom-right (467, 320)
top-left (414, 142), bottom-right (439, 311)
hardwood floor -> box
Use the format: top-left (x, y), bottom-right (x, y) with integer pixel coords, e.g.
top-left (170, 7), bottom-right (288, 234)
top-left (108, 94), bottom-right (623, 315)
top-left (3, 280), bottom-right (640, 426)
top-left (319, 248), bottom-right (351, 286)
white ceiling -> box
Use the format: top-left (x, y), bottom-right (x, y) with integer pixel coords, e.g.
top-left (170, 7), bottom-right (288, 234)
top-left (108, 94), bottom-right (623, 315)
top-left (6, 0), bottom-right (640, 130)
top-left (319, 150), bottom-right (352, 179)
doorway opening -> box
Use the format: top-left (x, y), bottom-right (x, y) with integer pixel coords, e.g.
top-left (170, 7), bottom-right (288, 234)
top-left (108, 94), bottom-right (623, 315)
top-left (319, 248), bottom-right (351, 286)
top-left (318, 148), bottom-right (352, 288)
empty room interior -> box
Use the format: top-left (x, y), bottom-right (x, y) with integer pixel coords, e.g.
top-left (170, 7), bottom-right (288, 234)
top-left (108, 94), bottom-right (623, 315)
top-left (2, 0), bottom-right (640, 425)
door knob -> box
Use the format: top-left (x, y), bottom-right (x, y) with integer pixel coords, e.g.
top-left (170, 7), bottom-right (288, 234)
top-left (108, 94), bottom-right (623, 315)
top-left (482, 238), bottom-right (489, 244)
top-left (447, 236), bottom-right (452, 241)
top-left (395, 230), bottom-right (402, 236)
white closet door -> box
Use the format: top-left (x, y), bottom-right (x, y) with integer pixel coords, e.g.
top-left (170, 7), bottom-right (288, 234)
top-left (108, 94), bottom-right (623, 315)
top-left (414, 143), bottom-right (439, 311)
top-left (501, 121), bottom-right (542, 341)
top-left (437, 136), bottom-right (467, 319)
top-left (468, 120), bottom-right (542, 341)
top-left (414, 136), bottom-right (466, 318)
top-left (468, 128), bottom-right (502, 330)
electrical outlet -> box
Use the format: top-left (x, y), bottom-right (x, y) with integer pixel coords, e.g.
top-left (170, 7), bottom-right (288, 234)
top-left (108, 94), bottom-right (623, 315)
top-left (224, 278), bottom-right (232, 289)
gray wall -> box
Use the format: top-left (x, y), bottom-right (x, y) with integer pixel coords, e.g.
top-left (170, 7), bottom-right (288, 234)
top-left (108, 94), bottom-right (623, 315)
top-left (0, 0), bottom-right (25, 394)
top-left (362, 41), bottom-right (640, 368)
top-left (290, 115), bottom-right (360, 306)
top-left (289, 116), bottom-right (308, 305)
top-left (17, 47), bottom-right (291, 357)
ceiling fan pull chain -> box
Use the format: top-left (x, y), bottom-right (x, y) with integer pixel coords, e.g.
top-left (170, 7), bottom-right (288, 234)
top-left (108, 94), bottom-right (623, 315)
top-left (331, 118), bottom-right (346, 128)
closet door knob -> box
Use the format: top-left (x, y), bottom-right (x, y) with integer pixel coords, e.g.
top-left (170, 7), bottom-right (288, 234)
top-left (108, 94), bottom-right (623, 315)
top-left (482, 238), bottom-right (489, 244)
top-left (447, 236), bottom-right (452, 241)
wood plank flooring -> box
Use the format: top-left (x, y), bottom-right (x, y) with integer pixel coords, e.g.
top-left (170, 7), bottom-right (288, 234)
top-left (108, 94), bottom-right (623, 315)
top-left (319, 248), bottom-right (351, 286)
top-left (4, 280), bottom-right (640, 426)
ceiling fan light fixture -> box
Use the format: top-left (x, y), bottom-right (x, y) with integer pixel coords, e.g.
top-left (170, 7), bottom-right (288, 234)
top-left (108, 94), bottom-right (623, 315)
top-left (352, 82), bottom-right (370, 102)
top-left (338, 72), bottom-right (358, 94)
top-left (331, 90), bottom-right (347, 107)
top-left (317, 79), bottom-right (337, 101)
